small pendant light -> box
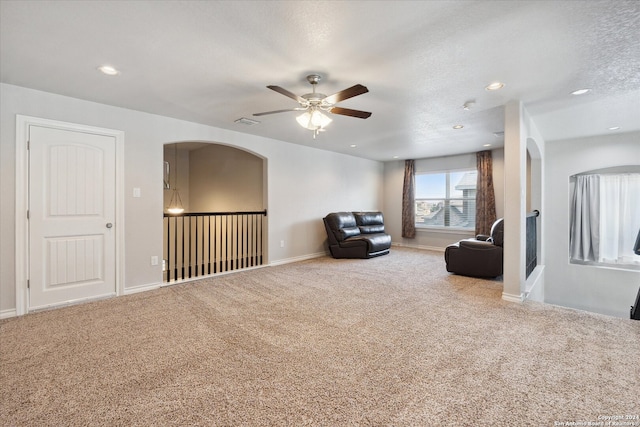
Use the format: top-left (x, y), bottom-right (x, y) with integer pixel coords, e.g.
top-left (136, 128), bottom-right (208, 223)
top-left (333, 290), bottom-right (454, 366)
top-left (167, 143), bottom-right (184, 214)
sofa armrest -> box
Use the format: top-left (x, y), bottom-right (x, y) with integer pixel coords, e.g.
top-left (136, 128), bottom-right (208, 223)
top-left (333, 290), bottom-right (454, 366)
top-left (459, 240), bottom-right (496, 250)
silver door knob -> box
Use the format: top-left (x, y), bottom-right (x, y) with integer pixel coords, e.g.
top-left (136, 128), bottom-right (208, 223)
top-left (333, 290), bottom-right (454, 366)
top-left (106, 223), bottom-right (113, 228)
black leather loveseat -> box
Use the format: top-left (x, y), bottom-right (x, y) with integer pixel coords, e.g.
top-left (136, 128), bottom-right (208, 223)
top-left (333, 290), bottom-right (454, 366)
top-left (323, 211), bottom-right (391, 259)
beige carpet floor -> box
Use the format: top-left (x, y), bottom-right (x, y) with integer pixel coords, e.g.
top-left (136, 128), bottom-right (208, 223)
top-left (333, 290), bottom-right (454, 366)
top-left (1, 247), bottom-right (639, 426)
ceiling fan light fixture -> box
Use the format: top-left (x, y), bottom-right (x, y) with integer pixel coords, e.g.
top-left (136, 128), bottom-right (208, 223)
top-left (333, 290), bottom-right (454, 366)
top-left (296, 111), bottom-right (312, 129)
top-left (312, 110), bottom-right (332, 128)
top-left (255, 74), bottom-right (370, 139)
top-left (296, 110), bottom-right (332, 131)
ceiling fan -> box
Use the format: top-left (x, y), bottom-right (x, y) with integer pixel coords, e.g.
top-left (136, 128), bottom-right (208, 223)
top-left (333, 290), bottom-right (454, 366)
top-left (253, 74), bottom-right (372, 138)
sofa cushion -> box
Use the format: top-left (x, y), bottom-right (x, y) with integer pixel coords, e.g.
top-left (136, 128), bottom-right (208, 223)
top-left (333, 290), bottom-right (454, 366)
top-left (325, 212), bottom-right (357, 229)
top-left (339, 226), bottom-right (361, 240)
top-left (365, 233), bottom-right (392, 252)
top-left (353, 211), bottom-right (384, 227)
top-left (359, 224), bottom-right (385, 234)
top-left (346, 233), bottom-right (391, 253)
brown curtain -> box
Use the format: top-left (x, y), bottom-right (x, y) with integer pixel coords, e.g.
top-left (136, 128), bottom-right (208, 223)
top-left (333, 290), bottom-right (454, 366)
top-left (475, 150), bottom-right (497, 236)
top-left (402, 159), bottom-right (416, 238)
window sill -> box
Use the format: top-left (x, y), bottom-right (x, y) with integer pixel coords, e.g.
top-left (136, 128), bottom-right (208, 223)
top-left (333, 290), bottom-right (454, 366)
top-left (415, 226), bottom-right (475, 235)
top-left (570, 259), bottom-right (640, 272)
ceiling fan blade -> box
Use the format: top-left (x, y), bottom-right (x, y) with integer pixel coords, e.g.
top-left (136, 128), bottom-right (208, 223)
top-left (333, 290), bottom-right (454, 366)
top-left (253, 108), bottom-right (303, 117)
top-left (329, 107), bottom-right (372, 119)
top-left (267, 85), bottom-right (306, 103)
top-left (323, 84), bottom-right (369, 104)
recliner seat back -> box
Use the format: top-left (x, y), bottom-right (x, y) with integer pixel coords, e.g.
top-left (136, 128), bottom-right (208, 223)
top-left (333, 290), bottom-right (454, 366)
top-left (324, 212), bottom-right (360, 244)
top-left (490, 218), bottom-right (504, 247)
top-left (353, 211), bottom-right (386, 234)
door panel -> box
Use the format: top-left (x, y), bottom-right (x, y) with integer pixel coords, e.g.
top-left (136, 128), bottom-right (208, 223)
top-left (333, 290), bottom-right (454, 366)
top-left (29, 125), bottom-right (116, 310)
top-left (46, 235), bottom-right (103, 287)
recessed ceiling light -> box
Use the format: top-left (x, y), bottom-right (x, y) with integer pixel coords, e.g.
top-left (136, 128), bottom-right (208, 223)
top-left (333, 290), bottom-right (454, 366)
top-left (98, 65), bottom-right (120, 76)
top-left (393, 156), bottom-right (399, 159)
top-left (350, 144), bottom-right (357, 148)
top-left (571, 88), bottom-right (591, 95)
top-left (485, 82), bottom-right (505, 91)
top-left (483, 144), bottom-right (492, 147)
top-left (453, 125), bottom-right (464, 129)
top-left (608, 126), bottom-right (620, 131)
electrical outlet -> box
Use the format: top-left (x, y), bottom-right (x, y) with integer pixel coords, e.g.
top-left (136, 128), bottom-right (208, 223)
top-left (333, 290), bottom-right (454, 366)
top-left (280, 240), bottom-right (285, 248)
top-left (151, 256), bottom-right (159, 266)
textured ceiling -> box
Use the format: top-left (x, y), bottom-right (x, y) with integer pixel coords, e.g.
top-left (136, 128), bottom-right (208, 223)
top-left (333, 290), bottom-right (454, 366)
top-left (1, 0), bottom-right (639, 161)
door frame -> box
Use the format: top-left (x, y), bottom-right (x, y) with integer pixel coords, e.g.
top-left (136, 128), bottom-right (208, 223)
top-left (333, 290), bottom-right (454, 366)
top-left (15, 115), bottom-right (125, 315)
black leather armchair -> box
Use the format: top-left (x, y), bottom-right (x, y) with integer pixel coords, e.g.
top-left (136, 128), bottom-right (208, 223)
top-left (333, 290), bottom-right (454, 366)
top-left (444, 218), bottom-right (504, 278)
top-left (323, 211), bottom-right (391, 259)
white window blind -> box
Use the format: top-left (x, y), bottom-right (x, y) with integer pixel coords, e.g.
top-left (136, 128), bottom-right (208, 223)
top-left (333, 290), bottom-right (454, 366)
top-left (415, 170), bottom-right (476, 229)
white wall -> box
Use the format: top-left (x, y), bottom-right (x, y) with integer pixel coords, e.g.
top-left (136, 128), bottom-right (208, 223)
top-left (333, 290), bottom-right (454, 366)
top-left (544, 131), bottom-right (640, 317)
top-left (383, 149), bottom-right (505, 250)
top-left (0, 83), bottom-right (383, 313)
top-left (188, 144), bottom-right (264, 212)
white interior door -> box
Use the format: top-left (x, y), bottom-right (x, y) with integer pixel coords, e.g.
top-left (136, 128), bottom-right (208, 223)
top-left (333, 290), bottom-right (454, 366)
top-left (28, 125), bottom-right (117, 310)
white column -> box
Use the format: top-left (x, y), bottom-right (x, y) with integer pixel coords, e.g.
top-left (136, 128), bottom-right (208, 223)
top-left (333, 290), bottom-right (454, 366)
top-left (502, 101), bottom-right (527, 302)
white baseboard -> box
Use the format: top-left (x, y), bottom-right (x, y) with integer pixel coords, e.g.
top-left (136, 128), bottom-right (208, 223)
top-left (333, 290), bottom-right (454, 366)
top-left (162, 264), bottom-right (270, 287)
top-left (269, 251), bottom-right (327, 267)
top-left (525, 265), bottom-right (545, 302)
top-left (123, 282), bottom-right (162, 295)
top-left (1, 308), bottom-right (18, 319)
top-left (391, 242), bottom-right (445, 253)
top-left (502, 292), bottom-right (524, 303)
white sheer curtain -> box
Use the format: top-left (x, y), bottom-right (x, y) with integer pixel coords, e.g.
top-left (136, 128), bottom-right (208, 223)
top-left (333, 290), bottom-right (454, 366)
top-left (599, 174), bottom-right (640, 264)
top-left (570, 173), bottom-right (640, 266)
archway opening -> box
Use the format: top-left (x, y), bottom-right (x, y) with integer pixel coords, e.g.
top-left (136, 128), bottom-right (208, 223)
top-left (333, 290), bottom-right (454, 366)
top-left (162, 142), bottom-right (268, 282)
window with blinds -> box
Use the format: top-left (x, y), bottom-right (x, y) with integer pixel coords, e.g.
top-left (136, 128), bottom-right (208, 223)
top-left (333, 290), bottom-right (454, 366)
top-left (415, 170), bottom-right (477, 230)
